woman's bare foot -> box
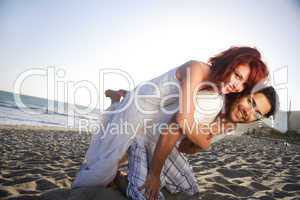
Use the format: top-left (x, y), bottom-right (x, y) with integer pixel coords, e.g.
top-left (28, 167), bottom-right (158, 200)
top-left (105, 89), bottom-right (127, 103)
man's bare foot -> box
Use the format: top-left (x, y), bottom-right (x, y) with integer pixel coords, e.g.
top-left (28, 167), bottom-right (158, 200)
top-left (114, 170), bottom-right (128, 195)
top-left (106, 170), bottom-right (128, 195)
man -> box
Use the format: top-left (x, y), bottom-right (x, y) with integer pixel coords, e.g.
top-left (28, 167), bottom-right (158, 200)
top-left (125, 86), bottom-right (278, 200)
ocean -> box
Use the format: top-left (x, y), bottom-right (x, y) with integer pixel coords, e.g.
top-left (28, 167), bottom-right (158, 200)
top-left (0, 90), bottom-right (100, 128)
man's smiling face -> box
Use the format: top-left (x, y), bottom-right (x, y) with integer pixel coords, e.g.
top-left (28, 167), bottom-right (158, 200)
top-left (229, 92), bottom-right (272, 123)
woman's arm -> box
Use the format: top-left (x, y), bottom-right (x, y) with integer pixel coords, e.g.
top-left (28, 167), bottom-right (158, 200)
top-left (176, 60), bottom-right (212, 149)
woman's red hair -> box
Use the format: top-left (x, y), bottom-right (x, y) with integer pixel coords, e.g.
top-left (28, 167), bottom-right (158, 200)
top-left (208, 46), bottom-right (269, 90)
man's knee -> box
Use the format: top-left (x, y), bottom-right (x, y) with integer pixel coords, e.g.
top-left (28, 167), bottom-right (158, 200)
top-left (127, 182), bottom-right (146, 200)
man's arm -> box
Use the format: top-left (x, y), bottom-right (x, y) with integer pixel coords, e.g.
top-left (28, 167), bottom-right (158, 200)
top-left (143, 117), bottom-right (234, 199)
top-left (178, 138), bottom-right (204, 154)
top-left (140, 124), bottom-right (182, 200)
top-left (149, 125), bottom-right (182, 176)
top-left (140, 121), bottom-right (213, 200)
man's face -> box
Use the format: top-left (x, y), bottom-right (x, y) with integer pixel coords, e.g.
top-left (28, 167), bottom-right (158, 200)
top-left (229, 92), bottom-right (272, 123)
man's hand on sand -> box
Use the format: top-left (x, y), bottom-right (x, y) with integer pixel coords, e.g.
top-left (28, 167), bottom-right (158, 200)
top-left (139, 173), bottom-right (160, 200)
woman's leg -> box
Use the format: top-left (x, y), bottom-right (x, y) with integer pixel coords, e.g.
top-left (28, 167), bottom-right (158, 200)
top-left (81, 89), bottom-right (125, 167)
top-left (73, 113), bottom-right (119, 187)
top-left (73, 89), bottom-right (131, 188)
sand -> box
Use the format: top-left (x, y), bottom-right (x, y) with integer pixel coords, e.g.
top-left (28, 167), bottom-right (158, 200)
top-left (0, 125), bottom-right (300, 200)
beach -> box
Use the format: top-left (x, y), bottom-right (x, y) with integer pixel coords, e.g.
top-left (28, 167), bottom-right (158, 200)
top-left (0, 125), bottom-right (299, 200)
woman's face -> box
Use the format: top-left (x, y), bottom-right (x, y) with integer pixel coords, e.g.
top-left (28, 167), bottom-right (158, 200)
top-left (221, 63), bottom-right (251, 94)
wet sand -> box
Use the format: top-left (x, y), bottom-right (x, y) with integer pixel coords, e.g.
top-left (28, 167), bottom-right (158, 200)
top-left (0, 125), bottom-right (299, 200)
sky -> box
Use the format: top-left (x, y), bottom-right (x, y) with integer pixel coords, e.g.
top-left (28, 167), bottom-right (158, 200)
top-left (0, 0), bottom-right (300, 110)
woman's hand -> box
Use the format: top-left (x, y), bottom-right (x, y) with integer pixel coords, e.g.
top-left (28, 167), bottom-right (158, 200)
top-left (139, 173), bottom-right (161, 200)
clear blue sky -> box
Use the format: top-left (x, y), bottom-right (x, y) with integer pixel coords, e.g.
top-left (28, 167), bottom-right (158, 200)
top-left (1, 0), bottom-right (300, 110)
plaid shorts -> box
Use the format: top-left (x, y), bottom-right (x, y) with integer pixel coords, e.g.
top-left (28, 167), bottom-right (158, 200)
top-left (127, 139), bottom-right (199, 200)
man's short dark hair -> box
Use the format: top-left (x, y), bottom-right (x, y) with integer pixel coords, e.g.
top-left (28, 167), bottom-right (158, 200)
top-left (255, 86), bottom-right (279, 117)
top-left (224, 86), bottom-right (279, 119)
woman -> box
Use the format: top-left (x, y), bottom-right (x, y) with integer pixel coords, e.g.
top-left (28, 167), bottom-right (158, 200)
top-left (72, 46), bottom-right (269, 188)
